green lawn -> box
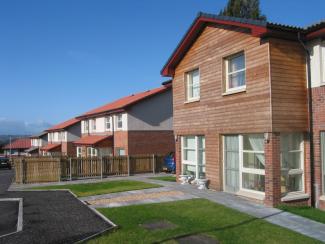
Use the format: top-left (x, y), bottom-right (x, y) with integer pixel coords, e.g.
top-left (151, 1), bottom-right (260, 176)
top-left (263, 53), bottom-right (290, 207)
top-left (89, 199), bottom-right (320, 244)
top-left (31, 180), bottom-right (161, 197)
top-left (149, 176), bottom-right (176, 182)
top-left (278, 205), bottom-right (325, 224)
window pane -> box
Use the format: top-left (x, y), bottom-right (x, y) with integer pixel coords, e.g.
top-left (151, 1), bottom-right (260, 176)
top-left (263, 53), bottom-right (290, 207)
top-left (242, 173), bottom-right (265, 192)
top-left (198, 166), bottom-right (205, 179)
top-left (187, 69), bottom-right (200, 99)
top-left (228, 70), bottom-right (245, 88)
top-left (281, 151), bottom-right (302, 169)
top-left (183, 164), bottom-right (196, 177)
top-left (243, 134), bottom-right (264, 151)
top-left (198, 137), bottom-right (205, 165)
top-left (281, 133), bottom-right (302, 151)
top-left (281, 173), bottom-right (303, 194)
top-left (184, 149), bottom-right (196, 162)
top-left (228, 54), bottom-right (245, 73)
top-left (184, 136), bottom-right (196, 149)
top-left (243, 152), bottom-right (265, 169)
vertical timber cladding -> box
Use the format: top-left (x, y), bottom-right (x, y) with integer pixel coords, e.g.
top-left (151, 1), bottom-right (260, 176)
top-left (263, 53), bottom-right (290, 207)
top-left (172, 25), bottom-right (272, 190)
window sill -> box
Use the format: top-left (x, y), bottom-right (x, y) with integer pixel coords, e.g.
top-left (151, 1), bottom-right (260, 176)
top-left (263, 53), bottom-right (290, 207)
top-left (184, 98), bottom-right (200, 104)
top-left (237, 190), bottom-right (265, 201)
top-left (281, 192), bottom-right (309, 202)
top-left (222, 87), bottom-right (246, 96)
top-left (319, 195), bottom-right (325, 201)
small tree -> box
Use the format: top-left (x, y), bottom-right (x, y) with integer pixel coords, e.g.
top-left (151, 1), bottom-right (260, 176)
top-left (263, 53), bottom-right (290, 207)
top-left (219, 0), bottom-right (266, 21)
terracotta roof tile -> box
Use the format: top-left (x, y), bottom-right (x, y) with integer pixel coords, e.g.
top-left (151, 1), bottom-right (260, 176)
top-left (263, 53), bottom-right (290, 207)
top-left (3, 138), bottom-right (31, 150)
top-left (46, 118), bottom-right (80, 132)
top-left (78, 85), bottom-right (171, 118)
top-left (73, 135), bottom-right (112, 146)
top-left (40, 144), bottom-right (61, 152)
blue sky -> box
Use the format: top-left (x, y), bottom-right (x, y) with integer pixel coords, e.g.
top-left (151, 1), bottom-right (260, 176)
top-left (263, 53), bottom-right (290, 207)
top-left (0, 0), bottom-right (324, 134)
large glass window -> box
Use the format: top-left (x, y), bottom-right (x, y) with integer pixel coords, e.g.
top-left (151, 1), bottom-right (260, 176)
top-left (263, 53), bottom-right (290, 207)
top-left (91, 119), bottom-right (96, 131)
top-left (181, 136), bottom-right (205, 179)
top-left (77, 147), bottom-right (82, 158)
top-left (280, 133), bottom-right (304, 195)
top-left (84, 120), bottom-right (89, 133)
top-left (87, 147), bottom-right (97, 157)
top-left (225, 52), bottom-right (246, 92)
top-left (186, 69), bottom-right (200, 101)
top-left (242, 134), bottom-right (265, 192)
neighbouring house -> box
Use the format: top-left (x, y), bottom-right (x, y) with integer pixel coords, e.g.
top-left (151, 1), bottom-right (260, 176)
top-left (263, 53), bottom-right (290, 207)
top-left (40, 118), bottom-right (81, 156)
top-left (3, 138), bottom-right (31, 157)
top-left (26, 131), bottom-right (48, 156)
top-left (74, 83), bottom-right (174, 157)
top-left (161, 12), bottom-right (325, 209)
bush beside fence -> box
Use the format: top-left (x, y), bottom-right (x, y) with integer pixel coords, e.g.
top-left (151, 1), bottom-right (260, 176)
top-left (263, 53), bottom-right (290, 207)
top-left (14, 155), bottom-right (165, 184)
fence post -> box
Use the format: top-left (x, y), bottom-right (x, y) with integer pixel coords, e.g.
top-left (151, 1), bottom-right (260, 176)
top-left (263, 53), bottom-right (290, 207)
top-left (58, 158), bottom-right (61, 182)
top-left (152, 154), bottom-right (156, 174)
top-left (127, 156), bottom-right (130, 176)
top-left (69, 158), bottom-right (72, 181)
top-left (100, 157), bottom-right (103, 180)
top-left (20, 158), bottom-right (23, 184)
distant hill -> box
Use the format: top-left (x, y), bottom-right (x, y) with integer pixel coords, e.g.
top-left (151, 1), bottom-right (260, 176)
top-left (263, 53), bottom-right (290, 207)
top-left (0, 119), bottom-right (52, 135)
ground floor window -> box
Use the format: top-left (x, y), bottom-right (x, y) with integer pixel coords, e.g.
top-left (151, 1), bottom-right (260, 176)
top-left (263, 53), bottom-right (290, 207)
top-left (321, 132), bottom-right (325, 195)
top-left (280, 133), bottom-right (304, 195)
top-left (77, 147), bottom-right (82, 157)
top-left (181, 136), bottom-right (205, 179)
top-left (117, 148), bottom-right (126, 156)
top-left (87, 147), bottom-right (98, 157)
top-left (224, 134), bottom-right (265, 195)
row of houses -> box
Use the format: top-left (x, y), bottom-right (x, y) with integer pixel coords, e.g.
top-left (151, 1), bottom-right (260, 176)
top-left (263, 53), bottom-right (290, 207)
top-left (3, 12), bottom-right (325, 210)
top-left (3, 82), bottom-right (174, 158)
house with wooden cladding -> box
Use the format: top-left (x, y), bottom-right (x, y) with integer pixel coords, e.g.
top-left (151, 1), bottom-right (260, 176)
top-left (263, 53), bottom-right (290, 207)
top-left (74, 83), bottom-right (174, 157)
top-left (161, 12), bottom-right (325, 209)
top-left (40, 118), bottom-right (81, 156)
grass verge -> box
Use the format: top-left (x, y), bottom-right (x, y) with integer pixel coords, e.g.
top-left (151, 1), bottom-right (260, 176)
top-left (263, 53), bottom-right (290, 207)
top-left (278, 205), bottom-right (325, 224)
top-left (31, 180), bottom-right (161, 197)
top-left (89, 199), bottom-right (320, 244)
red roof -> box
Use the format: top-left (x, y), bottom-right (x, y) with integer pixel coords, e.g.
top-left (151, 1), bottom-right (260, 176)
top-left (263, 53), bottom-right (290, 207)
top-left (73, 135), bottom-right (112, 146)
top-left (40, 144), bottom-right (61, 152)
top-left (46, 118), bottom-right (80, 132)
top-left (78, 84), bottom-right (171, 118)
top-left (2, 138), bottom-right (31, 150)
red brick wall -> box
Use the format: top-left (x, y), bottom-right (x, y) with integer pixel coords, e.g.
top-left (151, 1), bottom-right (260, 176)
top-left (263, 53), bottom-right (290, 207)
top-left (61, 142), bottom-right (76, 156)
top-left (127, 131), bottom-right (174, 156)
top-left (312, 86), bottom-right (325, 209)
top-left (265, 133), bottom-right (281, 207)
top-left (113, 131), bottom-right (128, 155)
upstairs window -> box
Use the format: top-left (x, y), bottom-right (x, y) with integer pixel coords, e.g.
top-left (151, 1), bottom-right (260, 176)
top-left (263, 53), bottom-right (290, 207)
top-left (117, 114), bottom-right (123, 129)
top-left (105, 117), bottom-right (111, 130)
top-left (91, 119), bottom-right (96, 131)
top-left (84, 120), bottom-right (89, 133)
top-left (186, 69), bottom-right (200, 101)
top-left (224, 52), bottom-right (246, 92)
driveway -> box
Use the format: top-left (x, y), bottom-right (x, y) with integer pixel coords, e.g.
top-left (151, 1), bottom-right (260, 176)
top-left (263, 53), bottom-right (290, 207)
top-left (0, 170), bottom-right (114, 244)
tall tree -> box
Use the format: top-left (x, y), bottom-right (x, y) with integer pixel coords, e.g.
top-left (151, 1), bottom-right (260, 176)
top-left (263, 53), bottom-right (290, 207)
top-left (219, 0), bottom-right (266, 21)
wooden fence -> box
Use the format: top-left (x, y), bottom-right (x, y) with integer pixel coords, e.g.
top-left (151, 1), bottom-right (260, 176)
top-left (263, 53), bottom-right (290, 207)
top-left (14, 155), bottom-right (165, 184)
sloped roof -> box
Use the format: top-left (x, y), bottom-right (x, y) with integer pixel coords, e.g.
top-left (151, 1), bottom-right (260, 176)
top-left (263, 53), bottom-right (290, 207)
top-left (40, 144), bottom-right (61, 152)
top-left (2, 138), bottom-right (31, 150)
top-left (46, 118), bottom-right (80, 132)
top-left (73, 135), bottom-right (112, 146)
top-left (77, 84), bottom-right (171, 118)
top-left (161, 12), bottom-right (325, 77)
top-left (30, 131), bottom-right (47, 138)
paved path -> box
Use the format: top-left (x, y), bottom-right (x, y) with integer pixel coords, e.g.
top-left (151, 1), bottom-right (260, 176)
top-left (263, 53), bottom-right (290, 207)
top-left (81, 187), bottom-right (198, 208)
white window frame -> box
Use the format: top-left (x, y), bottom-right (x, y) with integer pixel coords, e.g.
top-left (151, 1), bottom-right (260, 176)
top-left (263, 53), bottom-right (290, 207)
top-left (105, 116), bottom-right (111, 131)
top-left (240, 135), bottom-right (265, 195)
top-left (87, 147), bottom-right (97, 157)
top-left (181, 136), bottom-right (205, 180)
top-left (185, 69), bottom-right (200, 102)
top-left (77, 147), bottom-right (82, 157)
top-left (116, 114), bottom-right (123, 129)
top-left (91, 119), bottom-right (96, 131)
top-left (280, 133), bottom-right (305, 196)
top-left (84, 120), bottom-right (89, 133)
top-left (224, 52), bottom-right (246, 93)
top-left (321, 42), bottom-right (325, 84)
top-left (117, 148), bottom-right (126, 156)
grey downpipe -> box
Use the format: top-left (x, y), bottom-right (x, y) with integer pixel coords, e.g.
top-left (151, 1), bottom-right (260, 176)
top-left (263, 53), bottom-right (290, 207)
top-left (298, 32), bottom-right (316, 208)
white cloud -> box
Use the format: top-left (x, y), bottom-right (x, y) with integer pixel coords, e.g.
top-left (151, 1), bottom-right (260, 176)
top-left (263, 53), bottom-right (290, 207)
top-left (0, 118), bottom-right (52, 135)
